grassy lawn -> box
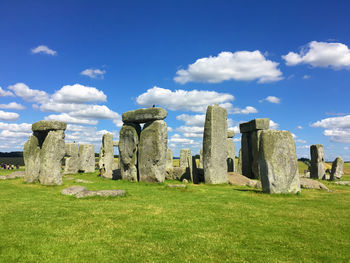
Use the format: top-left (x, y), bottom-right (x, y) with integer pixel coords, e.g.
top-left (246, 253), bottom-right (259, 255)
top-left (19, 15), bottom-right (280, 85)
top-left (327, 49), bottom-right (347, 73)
top-left (0, 168), bottom-right (350, 263)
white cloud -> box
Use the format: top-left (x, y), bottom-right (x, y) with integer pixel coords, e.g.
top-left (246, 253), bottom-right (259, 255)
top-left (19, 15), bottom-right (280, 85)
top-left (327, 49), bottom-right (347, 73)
top-left (297, 125), bottom-right (303, 129)
top-left (303, 75), bottom-right (311, 79)
top-left (176, 114), bottom-right (205, 127)
top-left (52, 84), bottom-right (107, 103)
top-left (282, 41), bottom-right (350, 69)
top-left (174, 51), bottom-right (283, 84)
top-left (176, 126), bottom-right (203, 138)
top-left (81, 68), bottom-right (106, 79)
top-left (169, 134), bottom-right (196, 145)
top-left (297, 145), bottom-right (310, 149)
top-left (0, 130), bottom-right (31, 138)
top-left (0, 122), bottom-right (31, 132)
top-left (344, 147), bottom-right (349, 150)
top-left (269, 120), bottom-right (279, 130)
top-left (232, 106), bottom-right (258, 115)
top-left (137, 86), bottom-right (234, 113)
top-left (31, 45), bottom-right (57, 56)
top-left (259, 96), bottom-right (281, 104)
top-left (167, 126), bottom-right (173, 132)
top-left (311, 115), bottom-right (350, 143)
top-left (0, 87), bottom-right (14, 97)
top-left (295, 139), bottom-right (307, 143)
top-left (70, 105), bottom-right (120, 120)
top-left (45, 113), bottom-right (98, 125)
top-left (0, 110), bottom-right (19, 121)
top-left (8, 83), bottom-right (49, 103)
top-left (0, 102), bottom-right (25, 110)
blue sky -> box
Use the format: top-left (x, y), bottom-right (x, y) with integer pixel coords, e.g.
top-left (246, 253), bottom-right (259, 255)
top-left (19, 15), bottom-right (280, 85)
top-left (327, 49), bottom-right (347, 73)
top-left (0, 0), bottom-right (350, 160)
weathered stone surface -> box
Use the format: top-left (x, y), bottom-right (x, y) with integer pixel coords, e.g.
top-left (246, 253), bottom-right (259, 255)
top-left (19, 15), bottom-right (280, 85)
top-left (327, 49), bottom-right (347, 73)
top-left (99, 133), bottom-right (114, 179)
top-left (198, 149), bottom-right (203, 169)
top-left (330, 156), bottom-right (344, 180)
top-left (180, 149), bottom-right (191, 168)
top-left (32, 120), bottom-right (67, 132)
top-left (39, 130), bottom-right (65, 185)
top-left (138, 120), bottom-right (167, 183)
top-left (179, 148), bottom-right (198, 182)
top-left (239, 118), bottom-right (269, 133)
top-left (119, 123), bottom-right (140, 181)
top-left (258, 130), bottom-right (300, 194)
top-left (335, 181), bottom-right (350, 186)
top-left (227, 137), bottom-right (235, 172)
top-left (79, 144), bottom-right (95, 173)
top-left (23, 135), bottom-right (41, 183)
top-left (241, 130), bottom-right (262, 179)
top-left (64, 143), bottom-right (79, 174)
top-left (310, 144), bottom-right (325, 180)
top-left (236, 149), bottom-right (242, 174)
top-left (61, 185), bottom-right (87, 196)
top-left (227, 130), bottom-right (235, 138)
top-left (300, 178), bottom-right (329, 191)
top-left (75, 189), bottom-right (126, 198)
top-left (227, 172), bottom-right (261, 188)
top-left (203, 105), bottom-right (228, 184)
top-left (166, 148), bottom-right (173, 170)
top-left (122, 107), bottom-right (167, 124)
top-left (0, 171), bottom-right (25, 180)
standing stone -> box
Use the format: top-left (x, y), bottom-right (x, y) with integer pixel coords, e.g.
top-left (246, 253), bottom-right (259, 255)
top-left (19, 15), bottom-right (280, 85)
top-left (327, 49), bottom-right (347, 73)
top-left (64, 143), bottom-right (79, 174)
top-left (330, 156), bottom-right (344, 180)
top-left (138, 120), bottom-right (167, 183)
top-left (166, 148), bottom-right (173, 170)
top-left (310, 144), bottom-right (325, 179)
top-left (99, 133), bottom-right (114, 179)
top-left (258, 130), bottom-right (300, 194)
top-left (227, 130), bottom-right (235, 172)
top-left (198, 149), bottom-right (203, 169)
top-left (119, 123), bottom-right (141, 182)
top-left (179, 148), bottom-right (197, 182)
top-left (79, 144), bottom-right (95, 173)
top-left (23, 135), bottom-right (41, 183)
top-left (237, 149), bottom-right (242, 174)
top-left (240, 118), bottom-right (269, 179)
top-left (180, 149), bottom-right (191, 168)
top-left (203, 105), bottom-right (227, 184)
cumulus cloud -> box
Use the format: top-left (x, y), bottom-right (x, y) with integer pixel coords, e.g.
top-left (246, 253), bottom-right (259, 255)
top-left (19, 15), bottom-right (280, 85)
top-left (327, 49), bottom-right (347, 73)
top-left (0, 87), bottom-right (14, 97)
top-left (0, 110), bottom-right (19, 121)
top-left (232, 106), bottom-right (258, 114)
top-left (0, 102), bottom-right (25, 110)
top-left (169, 134), bottom-right (197, 145)
top-left (311, 115), bottom-right (350, 142)
top-left (0, 122), bottom-right (31, 132)
top-left (259, 96), bottom-right (281, 104)
top-left (45, 113), bottom-right (98, 125)
top-left (137, 86), bottom-right (234, 113)
top-left (282, 41), bottom-right (350, 69)
top-left (81, 68), bottom-right (106, 79)
top-left (8, 83), bottom-right (49, 103)
top-left (70, 105), bottom-right (120, 120)
top-left (176, 114), bottom-right (205, 127)
top-left (303, 75), bottom-right (311, 79)
top-left (31, 45), bottom-right (57, 55)
top-left (297, 125), bottom-right (303, 129)
top-left (52, 84), bottom-right (107, 103)
top-left (176, 126), bottom-right (204, 138)
top-left (174, 51), bottom-right (283, 84)
top-left (269, 120), bottom-right (279, 130)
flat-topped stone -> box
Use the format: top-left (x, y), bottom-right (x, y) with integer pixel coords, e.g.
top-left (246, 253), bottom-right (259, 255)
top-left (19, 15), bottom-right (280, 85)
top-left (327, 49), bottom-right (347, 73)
top-left (122, 107), bottom-right (167, 123)
top-left (32, 120), bottom-right (67, 131)
top-left (239, 118), bottom-right (269, 133)
top-left (227, 130), bottom-right (235, 138)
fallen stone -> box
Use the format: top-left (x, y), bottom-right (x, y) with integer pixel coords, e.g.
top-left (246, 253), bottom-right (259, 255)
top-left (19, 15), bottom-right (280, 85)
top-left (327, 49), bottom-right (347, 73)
top-left (75, 179), bottom-right (93, 183)
top-left (61, 185), bottom-right (87, 196)
top-left (335, 181), bottom-right (350, 186)
top-left (0, 171), bottom-right (25, 180)
top-left (32, 120), bottom-right (67, 132)
top-left (239, 118), bottom-right (270, 133)
top-left (227, 172), bottom-right (261, 188)
top-left (122, 107), bottom-right (167, 124)
top-left (330, 156), bottom-right (344, 180)
top-left (300, 178), bottom-right (330, 191)
top-left (310, 144), bottom-right (325, 180)
top-left (167, 184), bottom-right (186, 188)
top-left (75, 189), bottom-right (126, 198)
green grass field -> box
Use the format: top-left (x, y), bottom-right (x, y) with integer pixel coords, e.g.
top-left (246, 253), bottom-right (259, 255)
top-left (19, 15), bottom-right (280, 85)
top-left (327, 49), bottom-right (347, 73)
top-left (0, 164), bottom-right (350, 262)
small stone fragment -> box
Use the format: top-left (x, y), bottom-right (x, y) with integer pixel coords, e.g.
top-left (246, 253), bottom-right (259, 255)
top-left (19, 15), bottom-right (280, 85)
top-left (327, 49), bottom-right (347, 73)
top-left (61, 185), bottom-right (87, 196)
top-left (300, 178), bottom-right (330, 191)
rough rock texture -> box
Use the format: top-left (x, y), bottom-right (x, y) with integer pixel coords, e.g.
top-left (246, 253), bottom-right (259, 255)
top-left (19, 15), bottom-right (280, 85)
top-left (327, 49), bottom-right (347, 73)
top-left (122, 107), bottom-right (167, 123)
top-left (64, 143), bottom-right (79, 174)
top-left (138, 120), bottom-right (167, 182)
top-left (330, 156), bottom-right (344, 180)
top-left (335, 181), bottom-right (350, 186)
top-left (75, 189), bottom-right (126, 198)
top-left (166, 148), bottom-right (173, 170)
top-left (79, 144), bottom-right (95, 173)
top-left (239, 118), bottom-right (270, 133)
top-left (203, 105), bottom-right (228, 184)
top-left (32, 120), bottom-right (67, 132)
top-left (198, 149), bottom-right (203, 169)
top-left (178, 148), bottom-right (198, 182)
top-left (258, 130), bottom-right (300, 194)
top-left (0, 171), bottom-right (25, 180)
top-left (227, 130), bottom-right (235, 138)
top-left (99, 133), bottom-right (114, 179)
top-left (23, 135), bottom-right (41, 183)
top-left (227, 137), bottom-right (235, 172)
top-left (180, 149), bottom-right (191, 168)
top-left (300, 178), bottom-right (329, 191)
top-left (119, 123), bottom-right (140, 181)
top-left (227, 172), bottom-right (261, 188)
top-left (310, 144), bottom-right (325, 180)
top-left (236, 149), bottom-right (242, 174)
top-left (61, 185), bottom-right (87, 196)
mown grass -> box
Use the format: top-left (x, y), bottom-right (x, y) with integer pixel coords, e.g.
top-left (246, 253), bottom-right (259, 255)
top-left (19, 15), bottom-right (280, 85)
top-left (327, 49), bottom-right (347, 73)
top-left (0, 168), bottom-right (350, 263)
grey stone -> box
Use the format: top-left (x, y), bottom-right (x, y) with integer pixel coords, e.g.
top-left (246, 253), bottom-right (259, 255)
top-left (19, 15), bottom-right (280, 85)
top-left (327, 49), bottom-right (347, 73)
top-left (227, 137), bottom-right (235, 172)
top-left (0, 171), bottom-right (25, 180)
top-left (198, 149), bottom-right (203, 169)
top-left (310, 144), bottom-right (325, 179)
top-left (99, 133), bottom-right (114, 179)
top-left (330, 156), bottom-right (344, 180)
top-left (239, 118), bottom-right (270, 133)
top-left (227, 172), bottom-right (261, 188)
top-left (180, 149), bottom-right (191, 168)
top-left (179, 149), bottom-right (198, 183)
top-left (203, 105), bottom-right (228, 184)
top-left (75, 189), bottom-right (125, 198)
top-left (236, 149), bottom-right (242, 174)
top-left (258, 130), bottom-right (300, 194)
top-left (23, 135), bottom-right (41, 183)
top-left (122, 107), bottom-right (167, 124)
top-left (138, 120), bottom-right (167, 183)
top-left (171, 167), bottom-right (188, 180)
top-left (61, 185), bottom-right (87, 196)
top-left (166, 148), bottom-right (173, 170)
top-left (79, 144), bottom-right (95, 173)
top-left (300, 178), bottom-right (330, 191)
top-left (119, 123), bottom-right (141, 182)
top-left (241, 130), bottom-right (263, 179)
top-left (39, 130), bottom-right (65, 185)
top-left (32, 120), bottom-right (67, 132)
top-left (227, 130), bottom-right (235, 138)
top-left (335, 181), bottom-right (350, 186)
top-left (64, 143), bottom-right (79, 174)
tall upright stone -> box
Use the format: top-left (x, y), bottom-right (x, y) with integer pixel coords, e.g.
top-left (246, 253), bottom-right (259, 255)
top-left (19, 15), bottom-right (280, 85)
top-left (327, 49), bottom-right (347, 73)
top-left (227, 130), bottom-right (235, 172)
top-left (166, 148), bottom-right (173, 170)
top-left (23, 120), bottom-right (66, 185)
top-left (180, 149), bottom-right (191, 168)
top-left (64, 143), bottom-right (79, 174)
top-left (99, 133), bottom-right (114, 179)
top-left (79, 144), bottom-right (95, 173)
top-left (198, 149), bottom-right (203, 169)
top-left (138, 120), bottom-right (167, 182)
top-left (119, 123), bottom-right (141, 181)
top-left (330, 156), bottom-right (344, 180)
top-left (310, 144), bottom-right (325, 179)
top-left (179, 148), bottom-right (197, 182)
top-left (203, 105), bottom-right (227, 184)
top-left (237, 149), bottom-right (242, 174)
top-left (239, 118), bottom-right (269, 179)
top-left (258, 130), bottom-right (300, 194)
